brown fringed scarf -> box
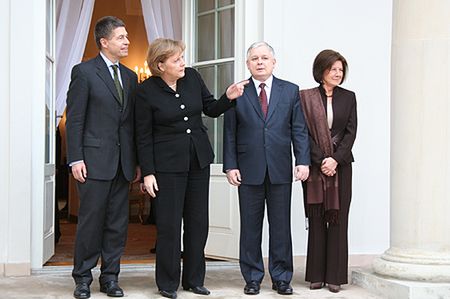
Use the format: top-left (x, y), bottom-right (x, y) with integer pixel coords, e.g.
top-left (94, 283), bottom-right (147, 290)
top-left (300, 88), bottom-right (339, 224)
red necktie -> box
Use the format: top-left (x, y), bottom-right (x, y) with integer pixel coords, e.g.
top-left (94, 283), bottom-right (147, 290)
top-left (259, 83), bottom-right (268, 118)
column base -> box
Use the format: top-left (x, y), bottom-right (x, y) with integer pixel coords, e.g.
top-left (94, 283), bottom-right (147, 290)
top-left (373, 248), bottom-right (450, 282)
top-left (352, 270), bottom-right (450, 299)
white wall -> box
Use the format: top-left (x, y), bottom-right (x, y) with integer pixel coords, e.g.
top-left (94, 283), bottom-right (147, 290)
top-left (258, 0), bottom-right (392, 255)
top-left (0, 0), bottom-right (11, 276)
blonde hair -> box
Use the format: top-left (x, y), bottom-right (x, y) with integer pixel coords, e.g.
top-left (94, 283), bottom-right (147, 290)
top-left (146, 38), bottom-right (186, 77)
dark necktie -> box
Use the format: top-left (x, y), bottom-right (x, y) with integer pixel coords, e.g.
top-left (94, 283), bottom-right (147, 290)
top-left (111, 65), bottom-right (123, 105)
top-left (259, 83), bottom-right (268, 118)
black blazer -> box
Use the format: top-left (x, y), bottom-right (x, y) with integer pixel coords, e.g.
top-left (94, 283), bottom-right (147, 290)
top-left (135, 67), bottom-right (235, 177)
top-left (66, 54), bottom-right (138, 181)
top-left (308, 85), bottom-right (357, 166)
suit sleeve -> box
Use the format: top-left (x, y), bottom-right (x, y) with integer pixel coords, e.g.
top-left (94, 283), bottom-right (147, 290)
top-left (292, 90), bottom-right (311, 166)
top-left (192, 69), bottom-right (235, 117)
top-left (332, 93), bottom-right (357, 164)
top-left (223, 106), bottom-right (238, 172)
top-left (65, 65), bottom-right (88, 165)
top-left (135, 86), bottom-right (155, 177)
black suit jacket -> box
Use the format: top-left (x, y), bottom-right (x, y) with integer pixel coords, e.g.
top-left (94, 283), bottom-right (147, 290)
top-left (66, 54), bottom-right (138, 181)
top-left (135, 67), bottom-right (235, 177)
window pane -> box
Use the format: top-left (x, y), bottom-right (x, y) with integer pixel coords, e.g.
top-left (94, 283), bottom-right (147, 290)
top-left (200, 116), bottom-right (224, 164)
top-left (45, 58), bottom-right (52, 163)
top-left (218, 8), bottom-right (234, 58)
top-left (197, 13), bottom-right (215, 61)
top-left (197, 0), bottom-right (214, 13)
top-left (201, 116), bottom-right (215, 158)
top-left (217, 62), bottom-right (234, 96)
top-left (219, 0), bottom-right (234, 7)
top-left (215, 115), bottom-right (224, 163)
top-left (197, 65), bottom-right (215, 96)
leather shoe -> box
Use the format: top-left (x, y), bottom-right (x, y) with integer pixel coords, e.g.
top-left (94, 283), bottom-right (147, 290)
top-left (100, 281), bottom-right (124, 297)
top-left (183, 286), bottom-right (210, 295)
top-left (328, 284), bottom-right (341, 293)
top-left (73, 282), bottom-right (90, 299)
top-left (272, 281), bottom-right (293, 295)
top-left (309, 282), bottom-right (324, 290)
top-left (244, 281), bottom-right (260, 295)
top-left (159, 290), bottom-right (177, 298)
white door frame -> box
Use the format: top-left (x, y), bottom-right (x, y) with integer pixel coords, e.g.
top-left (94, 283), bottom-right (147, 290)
top-left (31, 0), bottom-right (56, 270)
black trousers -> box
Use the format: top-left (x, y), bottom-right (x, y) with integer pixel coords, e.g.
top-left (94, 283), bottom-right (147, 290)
top-left (238, 173), bottom-right (293, 284)
top-left (305, 164), bottom-right (352, 285)
top-left (154, 152), bottom-right (210, 291)
top-left (72, 166), bottom-right (129, 285)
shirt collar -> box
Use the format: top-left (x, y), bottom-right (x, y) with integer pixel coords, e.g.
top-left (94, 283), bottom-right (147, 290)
top-left (100, 51), bottom-right (119, 68)
top-left (252, 75), bottom-right (273, 89)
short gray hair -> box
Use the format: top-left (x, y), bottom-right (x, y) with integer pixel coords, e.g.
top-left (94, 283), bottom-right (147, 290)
top-left (246, 41), bottom-right (275, 59)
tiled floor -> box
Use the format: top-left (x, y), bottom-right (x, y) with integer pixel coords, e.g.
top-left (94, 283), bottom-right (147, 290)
top-left (1, 260), bottom-right (384, 299)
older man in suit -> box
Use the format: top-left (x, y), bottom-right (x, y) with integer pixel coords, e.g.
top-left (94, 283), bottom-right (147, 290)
top-left (66, 16), bottom-right (139, 299)
top-left (223, 41), bottom-right (310, 295)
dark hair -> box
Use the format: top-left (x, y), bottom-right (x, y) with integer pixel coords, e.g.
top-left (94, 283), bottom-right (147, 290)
top-left (94, 16), bottom-right (125, 50)
top-left (312, 49), bottom-right (348, 84)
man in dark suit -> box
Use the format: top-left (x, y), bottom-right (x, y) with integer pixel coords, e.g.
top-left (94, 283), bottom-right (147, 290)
top-left (223, 41), bottom-right (310, 295)
top-left (66, 16), bottom-right (139, 299)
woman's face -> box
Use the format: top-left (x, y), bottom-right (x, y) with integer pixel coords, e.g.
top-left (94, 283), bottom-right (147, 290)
top-left (158, 51), bottom-right (185, 81)
top-left (322, 60), bottom-right (343, 89)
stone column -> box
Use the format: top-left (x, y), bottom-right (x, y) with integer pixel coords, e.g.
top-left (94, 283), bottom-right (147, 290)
top-left (371, 0), bottom-right (450, 291)
top-left (353, 0), bottom-right (450, 299)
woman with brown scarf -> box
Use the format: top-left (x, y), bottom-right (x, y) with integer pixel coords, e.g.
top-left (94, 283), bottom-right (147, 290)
top-left (300, 50), bottom-right (357, 293)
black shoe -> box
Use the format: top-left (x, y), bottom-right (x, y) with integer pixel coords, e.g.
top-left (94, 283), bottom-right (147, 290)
top-left (244, 281), bottom-right (260, 295)
top-left (183, 286), bottom-right (210, 295)
top-left (272, 281), bottom-right (293, 295)
top-left (309, 282), bottom-right (324, 290)
top-left (100, 281), bottom-right (124, 297)
top-left (328, 284), bottom-right (341, 293)
top-left (159, 290), bottom-right (177, 298)
top-left (73, 282), bottom-right (90, 299)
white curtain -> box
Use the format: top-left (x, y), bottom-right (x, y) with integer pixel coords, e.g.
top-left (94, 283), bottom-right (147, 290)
top-left (140, 0), bottom-right (182, 43)
top-left (55, 0), bottom-right (95, 124)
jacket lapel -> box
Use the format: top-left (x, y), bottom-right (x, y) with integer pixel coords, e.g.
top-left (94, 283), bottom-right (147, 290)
top-left (95, 55), bottom-right (122, 105)
top-left (245, 78), bottom-right (265, 120)
top-left (266, 76), bottom-right (282, 122)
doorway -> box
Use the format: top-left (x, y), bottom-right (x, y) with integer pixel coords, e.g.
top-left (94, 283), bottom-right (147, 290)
top-left (44, 0), bottom-right (241, 267)
top-left (48, 0), bottom-right (155, 266)
top-left (48, 115), bottom-right (157, 266)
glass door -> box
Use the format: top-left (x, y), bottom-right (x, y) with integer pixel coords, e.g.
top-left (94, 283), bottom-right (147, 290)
top-left (43, 0), bottom-right (56, 264)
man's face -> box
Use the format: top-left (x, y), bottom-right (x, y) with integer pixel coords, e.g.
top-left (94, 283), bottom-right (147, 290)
top-left (101, 26), bottom-right (129, 62)
top-left (246, 46), bottom-right (276, 82)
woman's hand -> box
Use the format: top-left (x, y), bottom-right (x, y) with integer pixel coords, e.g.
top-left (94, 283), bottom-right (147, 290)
top-left (226, 80), bottom-right (250, 100)
top-left (143, 174), bottom-right (159, 198)
top-left (321, 157), bottom-right (338, 176)
top-left (132, 166), bottom-right (142, 183)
